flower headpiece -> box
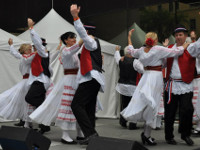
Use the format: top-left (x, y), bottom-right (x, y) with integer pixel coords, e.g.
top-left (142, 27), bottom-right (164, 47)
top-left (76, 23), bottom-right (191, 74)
top-left (145, 38), bottom-right (154, 47)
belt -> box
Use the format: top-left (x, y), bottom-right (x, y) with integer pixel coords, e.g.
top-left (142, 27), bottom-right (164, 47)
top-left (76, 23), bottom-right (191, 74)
top-left (64, 68), bottom-right (78, 75)
top-left (23, 74), bottom-right (29, 79)
top-left (195, 74), bottom-right (200, 79)
top-left (165, 78), bottom-right (182, 104)
top-left (144, 65), bottom-right (162, 71)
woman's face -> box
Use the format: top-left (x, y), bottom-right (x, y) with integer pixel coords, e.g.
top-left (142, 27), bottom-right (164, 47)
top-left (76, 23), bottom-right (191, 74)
top-left (65, 37), bottom-right (76, 47)
top-left (24, 44), bottom-right (32, 54)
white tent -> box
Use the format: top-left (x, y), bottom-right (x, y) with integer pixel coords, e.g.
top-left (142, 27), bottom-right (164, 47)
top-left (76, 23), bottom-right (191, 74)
top-left (0, 29), bottom-right (26, 93)
top-left (18, 9), bottom-right (120, 118)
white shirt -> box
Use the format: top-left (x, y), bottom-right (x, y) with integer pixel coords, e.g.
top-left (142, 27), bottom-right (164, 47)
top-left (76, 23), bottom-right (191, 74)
top-left (28, 29), bottom-right (51, 90)
top-left (9, 45), bottom-right (35, 76)
top-left (128, 45), bottom-right (184, 67)
top-left (169, 39), bottom-right (200, 94)
top-left (74, 19), bottom-right (105, 92)
top-left (61, 43), bottom-right (80, 69)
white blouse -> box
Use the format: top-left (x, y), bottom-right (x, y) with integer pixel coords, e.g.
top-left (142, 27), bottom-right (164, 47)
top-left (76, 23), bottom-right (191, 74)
top-left (128, 45), bottom-right (184, 67)
top-left (9, 45), bottom-right (35, 76)
top-left (61, 43), bottom-right (80, 69)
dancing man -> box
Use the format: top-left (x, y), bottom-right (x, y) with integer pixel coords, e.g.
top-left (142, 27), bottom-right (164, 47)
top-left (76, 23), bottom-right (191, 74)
top-left (70, 4), bottom-right (105, 145)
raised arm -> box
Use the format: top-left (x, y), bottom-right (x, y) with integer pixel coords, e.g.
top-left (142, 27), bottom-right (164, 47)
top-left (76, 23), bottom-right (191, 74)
top-left (187, 38), bottom-right (200, 57)
top-left (128, 29), bottom-right (134, 46)
top-left (28, 18), bottom-right (48, 58)
top-left (114, 46), bottom-right (121, 65)
top-left (70, 4), bottom-right (97, 51)
top-left (8, 38), bottom-right (22, 59)
top-left (156, 44), bottom-right (187, 59)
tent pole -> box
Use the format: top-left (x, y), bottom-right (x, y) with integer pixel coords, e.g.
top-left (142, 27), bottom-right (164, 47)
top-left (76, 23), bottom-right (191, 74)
top-left (52, 0), bottom-right (54, 8)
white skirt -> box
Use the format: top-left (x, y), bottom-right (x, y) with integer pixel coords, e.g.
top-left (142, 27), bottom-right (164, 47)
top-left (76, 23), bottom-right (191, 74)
top-left (30, 74), bottom-right (77, 130)
top-left (192, 78), bottom-right (200, 122)
top-left (121, 70), bottom-right (163, 128)
top-left (0, 79), bottom-right (30, 120)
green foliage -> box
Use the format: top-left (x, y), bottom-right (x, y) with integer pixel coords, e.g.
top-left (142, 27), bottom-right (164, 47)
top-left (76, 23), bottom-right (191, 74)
top-left (140, 8), bottom-right (188, 43)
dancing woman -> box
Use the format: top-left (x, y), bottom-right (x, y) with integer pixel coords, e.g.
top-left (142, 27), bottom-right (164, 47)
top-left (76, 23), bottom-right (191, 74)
top-left (30, 32), bottom-right (83, 144)
top-left (0, 39), bottom-right (35, 123)
top-left (121, 29), bottom-right (189, 145)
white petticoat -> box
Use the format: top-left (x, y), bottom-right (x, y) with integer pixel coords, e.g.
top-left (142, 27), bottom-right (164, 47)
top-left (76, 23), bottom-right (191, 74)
top-left (30, 74), bottom-right (77, 130)
top-left (0, 79), bottom-right (31, 120)
top-left (121, 70), bottom-right (164, 128)
top-left (192, 78), bottom-right (200, 122)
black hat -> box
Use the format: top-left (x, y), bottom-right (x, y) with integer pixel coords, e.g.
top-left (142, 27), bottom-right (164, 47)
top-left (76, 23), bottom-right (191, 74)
top-left (83, 22), bottom-right (96, 36)
top-left (174, 25), bottom-right (188, 34)
top-left (83, 24), bottom-right (96, 30)
top-left (41, 38), bottom-right (47, 46)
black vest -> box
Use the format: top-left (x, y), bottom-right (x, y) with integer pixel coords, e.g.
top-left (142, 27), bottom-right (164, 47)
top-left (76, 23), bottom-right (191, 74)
top-left (90, 38), bottom-right (103, 73)
top-left (41, 51), bottom-right (51, 78)
top-left (118, 57), bottom-right (137, 85)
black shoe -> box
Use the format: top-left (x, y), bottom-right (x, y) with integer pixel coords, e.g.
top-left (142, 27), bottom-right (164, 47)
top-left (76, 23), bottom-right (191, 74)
top-left (76, 136), bottom-right (85, 141)
top-left (61, 139), bottom-right (77, 144)
top-left (14, 120), bottom-right (25, 127)
top-left (141, 132), bottom-right (157, 146)
top-left (39, 125), bottom-right (50, 134)
top-left (166, 138), bottom-right (177, 145)
top-left (128, 123), bottom-right (138, 130)
top-left (119, 116), bottom-right (127, 128)
top-left (79, 133), bottom-right (99, 145)
top-left (181, 136), bottom-right (194, 146)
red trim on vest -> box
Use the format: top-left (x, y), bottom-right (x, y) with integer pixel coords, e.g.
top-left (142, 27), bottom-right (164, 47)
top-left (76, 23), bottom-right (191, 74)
top-left (31, 53), bottom-right (43, 76)
top-left (22, 53), bottom-right (35, 58)
top-left (80, 46), bottom-right (93, 75)
top-left (166, 44), bottom-right (195, 83)
top-left (162, 68), bottom-right (166, 78)
top-left (136, 73), bottom-right (142, 85)
top-left (23, 74), bottom-right (29, 79)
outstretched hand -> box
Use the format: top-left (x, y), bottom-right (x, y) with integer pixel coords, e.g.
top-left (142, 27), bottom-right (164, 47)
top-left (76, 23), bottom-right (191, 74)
top-left (128, 29), bottom-right (135, 37)
top-left (115, 45), bottom-right (120, 51)
top-left (8, 38), bottom-right (13, 45)
top-left (70, 4), bottom-right (80, 19)
top-left (162, 38), bottom-right (169, 47)
top-left (27, 18), bottom-right (35, 28)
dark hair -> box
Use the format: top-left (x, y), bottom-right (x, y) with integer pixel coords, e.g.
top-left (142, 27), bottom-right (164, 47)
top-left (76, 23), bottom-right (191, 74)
top-left (41, 38), bottom-right (47, 46)
top-left (60, 32), bottom-right (77, 45)
top-left (174, 24), bottom-right (188, 34)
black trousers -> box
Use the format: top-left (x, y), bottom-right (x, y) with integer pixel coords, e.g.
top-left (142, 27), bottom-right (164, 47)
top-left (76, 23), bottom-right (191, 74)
top-left (120, 95), bottom-right (131, 124)
top-left (71, 79), bottom-right (100, 138)
top-left (25, 81), bottom-right (46, 107)
top-left (25, 81), bottom-right (50, 131)
top-left (164, 91), bottom-right (194, 140)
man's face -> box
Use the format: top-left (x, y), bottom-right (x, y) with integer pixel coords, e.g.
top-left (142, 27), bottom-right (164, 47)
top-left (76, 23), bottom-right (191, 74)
top-left (190, 31), bottom-right (196, 41)
top-left (175, 32), bottom-right (187, 46)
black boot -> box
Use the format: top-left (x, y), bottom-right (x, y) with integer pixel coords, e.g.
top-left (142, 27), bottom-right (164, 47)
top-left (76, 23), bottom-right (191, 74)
top-left (14, 120), bottom-right (25, 127)
top-left (119, 115), bottom-right (127, 128)
top-left (128, 122), bottom-right (138, 130)
top-left (38, 124), bottom-right (50, 134)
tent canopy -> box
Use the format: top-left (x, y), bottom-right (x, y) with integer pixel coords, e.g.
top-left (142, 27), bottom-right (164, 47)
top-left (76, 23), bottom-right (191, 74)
top-left (0, 29), bottom-right (25, 92)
